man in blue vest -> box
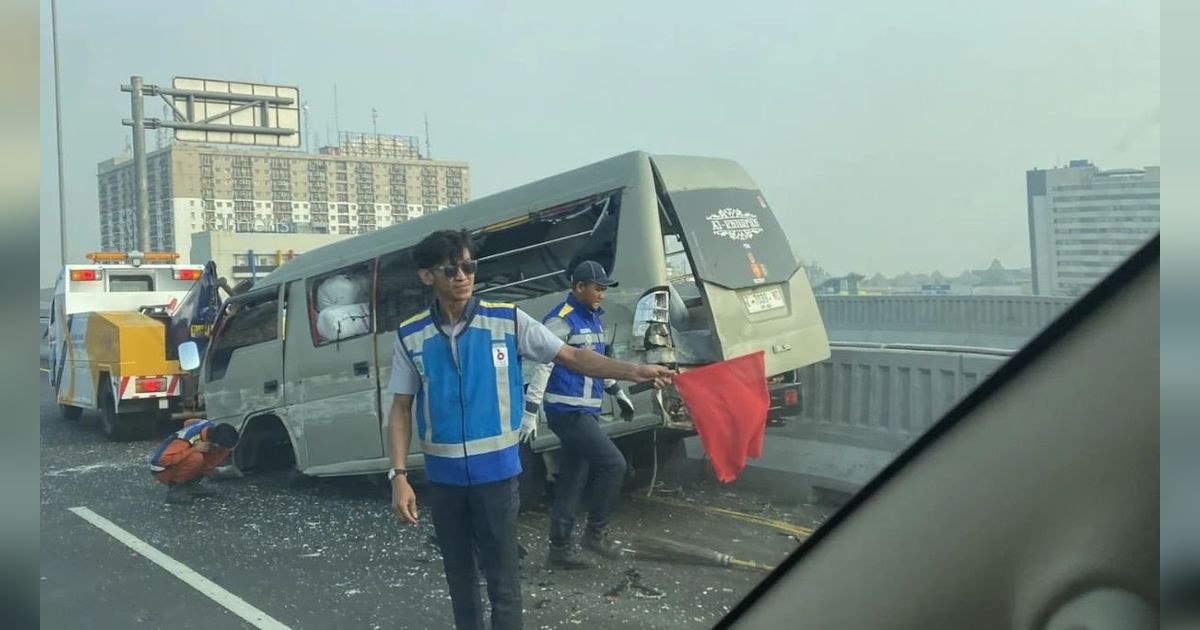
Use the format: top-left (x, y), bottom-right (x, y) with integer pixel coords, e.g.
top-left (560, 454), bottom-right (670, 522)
top-left (523, 260), bottom-right (636, 570)
top-left (386, 230), bottom-right (672, 630)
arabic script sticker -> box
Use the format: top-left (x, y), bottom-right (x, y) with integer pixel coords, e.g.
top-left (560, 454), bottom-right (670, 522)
top-left (706, 207), bottom-right (764, 241)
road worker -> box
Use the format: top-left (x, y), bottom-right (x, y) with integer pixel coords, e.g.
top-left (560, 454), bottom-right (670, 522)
top-left (148, 418), bottom-right (239, 504)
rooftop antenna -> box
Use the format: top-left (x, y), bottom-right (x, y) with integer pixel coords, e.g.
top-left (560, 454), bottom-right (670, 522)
top-left (333, 83), bottom-right (341, 145)
top-left (371, 107), bottom-right (379, 156)
top-left (424, 112), bottom-right (431, 159)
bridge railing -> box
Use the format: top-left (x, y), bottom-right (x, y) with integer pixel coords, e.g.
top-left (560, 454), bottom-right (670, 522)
top-left (816, 295), bottom-right (1073, 351)
top-left (753, 342), bottom-right (1014, 494)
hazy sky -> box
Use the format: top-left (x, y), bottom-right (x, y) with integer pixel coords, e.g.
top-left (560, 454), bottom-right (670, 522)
top-left (38, 0), bottom-right (1159, 287)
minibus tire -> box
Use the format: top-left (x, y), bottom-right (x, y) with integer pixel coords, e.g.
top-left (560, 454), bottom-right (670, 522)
top-left (99, 387), bottom-right (136, 442)
top-left (59, 404), bottom-right (82, 422)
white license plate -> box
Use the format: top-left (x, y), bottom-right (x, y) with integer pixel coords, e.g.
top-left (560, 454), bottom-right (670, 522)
top-left (742, 287), bottom-right (785, 314)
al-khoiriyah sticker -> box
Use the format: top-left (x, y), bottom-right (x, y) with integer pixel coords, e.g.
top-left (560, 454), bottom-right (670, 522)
top-left (707, 207), bottom-right (764, 241)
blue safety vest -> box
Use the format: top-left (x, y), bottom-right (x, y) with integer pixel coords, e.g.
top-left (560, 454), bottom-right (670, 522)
top-left (397, 298), bottom-right (525, 486)
top-left (149, 420), bottom-right (213, 472)
top-left (543, 293), bottom-right (608, 414)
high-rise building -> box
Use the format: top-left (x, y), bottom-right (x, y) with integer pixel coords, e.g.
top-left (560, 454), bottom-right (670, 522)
top-left (1026, 160), bottom-right (1158, 296)
top-left (97, 137), bottom-right (469, 260)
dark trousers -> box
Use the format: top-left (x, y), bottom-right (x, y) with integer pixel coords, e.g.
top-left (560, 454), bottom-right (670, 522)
top-left (428, 477), bottom-right (522, 630)
top-left (546, 410), bottom-right (628, 547)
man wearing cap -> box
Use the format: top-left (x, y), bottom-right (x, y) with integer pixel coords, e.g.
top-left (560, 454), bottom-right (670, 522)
top-left (148, 418), bottom-right (240, 504)
top-left (524, 260), bottom-right (638, 569)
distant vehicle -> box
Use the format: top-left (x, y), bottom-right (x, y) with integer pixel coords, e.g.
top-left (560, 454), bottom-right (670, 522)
top-left (187, 151), bottom-right (831, 488)
top-left (920, 283), bottom-right (953, 295)
top-left (47, 251), bottom-right (203, 440)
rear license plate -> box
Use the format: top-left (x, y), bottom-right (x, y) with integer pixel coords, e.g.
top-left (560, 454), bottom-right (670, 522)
top-left (158, 399), bottom-right (169, 409)
top-left (742, 287), bottom-right (785, 314)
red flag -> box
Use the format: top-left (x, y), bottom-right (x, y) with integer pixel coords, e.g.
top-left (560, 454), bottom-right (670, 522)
top-left (673, 351), bottom-right (769, 483)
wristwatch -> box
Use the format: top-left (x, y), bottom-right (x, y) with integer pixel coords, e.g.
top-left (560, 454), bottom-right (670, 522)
top-left (387, 468), bottom-right (408, 481)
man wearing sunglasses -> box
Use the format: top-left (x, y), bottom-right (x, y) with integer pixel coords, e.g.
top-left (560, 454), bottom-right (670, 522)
top-left (385, 229), bottom-right (672, 630)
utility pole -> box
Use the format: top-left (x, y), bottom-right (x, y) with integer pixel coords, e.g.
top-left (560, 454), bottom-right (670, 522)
top-left (51, 0), bottom-right (68, 264)
top-left (129, 75), bottom-right (151, 252)
top-left (302, 101), bottom-right (311, 150)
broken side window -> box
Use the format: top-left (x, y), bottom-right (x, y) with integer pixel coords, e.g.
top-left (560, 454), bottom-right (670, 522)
top-left (471, 189), bottom-right (622, 303)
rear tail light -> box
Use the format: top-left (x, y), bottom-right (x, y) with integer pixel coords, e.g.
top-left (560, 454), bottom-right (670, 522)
top-left (632, 290), bottom-right (671, 348)
top-left (70, 270), bottom-right (99, 281)
top-left (136, 377), bottom-right (167, 393)
top-left (175, 269), bottom-right (202, 281)
top-left (784, 388), bottom-right (799, 407)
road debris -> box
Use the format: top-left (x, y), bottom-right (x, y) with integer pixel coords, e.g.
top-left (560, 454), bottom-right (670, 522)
top-left (626, 536), bottom-right (776, 574)
top-left (605, 569), bottom-right (665, 602)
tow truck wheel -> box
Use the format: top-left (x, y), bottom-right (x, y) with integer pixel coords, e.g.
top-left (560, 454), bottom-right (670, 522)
top-left (98, 386), bottom-right (135, 442)
top-left (59, 404), bottom-right (82, 422)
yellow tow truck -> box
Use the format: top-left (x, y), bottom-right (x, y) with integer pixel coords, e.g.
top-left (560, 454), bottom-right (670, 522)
top-left (47, 251), bottom-right (204, 440)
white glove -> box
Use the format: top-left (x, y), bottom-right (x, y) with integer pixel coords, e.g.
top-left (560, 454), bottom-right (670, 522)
top-left (519, 411), bottom-right (538, 443)
top-left (614, 388), bottom-right (635, 422)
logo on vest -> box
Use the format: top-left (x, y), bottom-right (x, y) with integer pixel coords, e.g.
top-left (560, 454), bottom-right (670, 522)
top-left (412, 356), bottom-right (426, 377)
top-left (492, 345), bottom-right (509, 367)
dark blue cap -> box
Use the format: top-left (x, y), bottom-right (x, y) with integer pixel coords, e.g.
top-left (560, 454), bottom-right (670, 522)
top-left (571, 260), bottom-right (619, 287)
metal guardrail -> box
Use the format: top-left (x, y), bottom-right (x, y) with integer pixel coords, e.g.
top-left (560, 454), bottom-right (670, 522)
top-left (817, 295), bottom-right (1073, 351)
top-left (755, 341), bottom-right (1015, 494)
top-left (828, 340), bottom-right (1014, 357)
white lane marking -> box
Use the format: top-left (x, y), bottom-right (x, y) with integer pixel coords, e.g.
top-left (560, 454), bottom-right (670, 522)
top-left (40, 368), bottom-right (50, 373)
top-left (45, 462), bottom-right (135, 477)
top-left (67, 506), bottom-right (292, 630)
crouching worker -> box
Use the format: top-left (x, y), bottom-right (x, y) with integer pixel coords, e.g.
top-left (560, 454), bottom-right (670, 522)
top-left (149, 419), bottom-right (240, 504)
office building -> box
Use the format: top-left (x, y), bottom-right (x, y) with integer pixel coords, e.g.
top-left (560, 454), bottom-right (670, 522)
top-left (97, 134), bottom-right (470, 260)
top-left (1026, 160), bottom-right (1158, 296)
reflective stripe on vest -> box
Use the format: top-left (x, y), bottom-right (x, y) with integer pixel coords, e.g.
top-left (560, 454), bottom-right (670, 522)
top-left (543, 295), bottom-right (607, 413)
top-left (149, 420), bottom-right (211, 472)
top-left (397, 299), bottom-right (524, 486)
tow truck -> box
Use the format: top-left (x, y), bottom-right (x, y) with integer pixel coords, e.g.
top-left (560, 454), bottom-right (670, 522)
top-left (47, 251), bottom-right (204, 440)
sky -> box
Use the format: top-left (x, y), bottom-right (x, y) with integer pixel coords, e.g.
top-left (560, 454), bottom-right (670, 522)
top-left (38, 0), bottom-right (1159, 287)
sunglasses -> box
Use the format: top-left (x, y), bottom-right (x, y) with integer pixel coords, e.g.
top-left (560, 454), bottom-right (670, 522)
top-left (432, 260), bottom-right (479, 279)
